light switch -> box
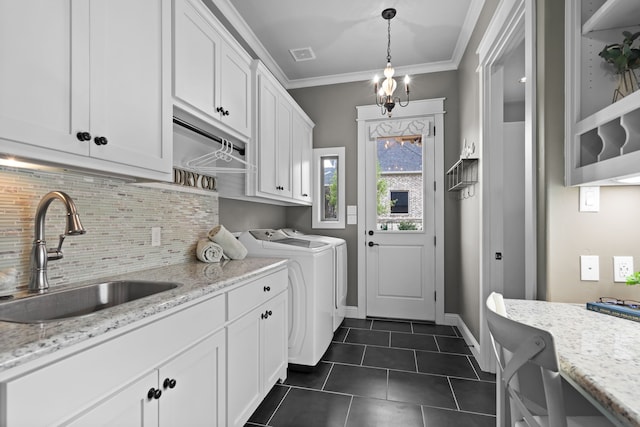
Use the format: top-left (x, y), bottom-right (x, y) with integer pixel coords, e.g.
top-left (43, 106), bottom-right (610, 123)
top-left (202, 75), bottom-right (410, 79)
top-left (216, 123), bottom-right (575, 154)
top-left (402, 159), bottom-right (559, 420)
top-left (580, 255), bottom-right (599, 281)
top-left (579, 186), bottom-right (600, 212)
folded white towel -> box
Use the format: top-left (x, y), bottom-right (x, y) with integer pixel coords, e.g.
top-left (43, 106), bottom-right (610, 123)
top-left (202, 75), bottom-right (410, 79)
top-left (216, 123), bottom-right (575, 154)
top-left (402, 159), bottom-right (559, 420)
top-left (196, 239), bottom-right (225, 263)
top-left (208, 225), bottom-right (248, 260)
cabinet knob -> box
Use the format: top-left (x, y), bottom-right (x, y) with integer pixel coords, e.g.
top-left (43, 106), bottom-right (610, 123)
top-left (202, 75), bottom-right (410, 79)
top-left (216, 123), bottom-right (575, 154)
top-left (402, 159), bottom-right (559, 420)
top-left (147, 388), bottom-right (162, 400)
top-left (76, 131), bottom-right (91, 142)
top-left (268, 310), bottom-right (273, 316)
top-left (302, 193), bottom-right (308, 197)
top-left (264, 286), bottom-right (271, 292)
top-left (163, 378), bottom-right (177, 389)
top-left (94, 136), bottom-right (108, 146)
top-left (261, 310), bottom-right (271, 319)
top-left (216, 107), bottom-right (230, 116)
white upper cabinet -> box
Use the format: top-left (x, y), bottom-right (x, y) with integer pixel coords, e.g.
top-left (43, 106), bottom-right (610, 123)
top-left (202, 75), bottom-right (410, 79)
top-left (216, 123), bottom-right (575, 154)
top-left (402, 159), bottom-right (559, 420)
top-left (173, 0), bottom-right (252, 142)
top-left (0, 0), bottom-right (172, 179)
top-left (247, 61), bottom-right (314, 205)
top-left (565, 0), bottom-right (640, 185)
top-left (292, 108), bottom-right (314, 203)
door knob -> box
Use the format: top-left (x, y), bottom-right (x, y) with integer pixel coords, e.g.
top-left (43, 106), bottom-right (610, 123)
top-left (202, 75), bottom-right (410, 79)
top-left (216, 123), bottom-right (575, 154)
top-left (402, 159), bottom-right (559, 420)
top-left (368, 241), bottom-right (379, 247)
top-left (368, 230), bottom-right (374, 236)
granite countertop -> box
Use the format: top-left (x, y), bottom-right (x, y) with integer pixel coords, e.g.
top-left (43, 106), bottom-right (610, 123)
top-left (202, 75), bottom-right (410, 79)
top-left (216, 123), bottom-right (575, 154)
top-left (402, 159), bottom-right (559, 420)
top-left (504, 299), bottom-right (640, 427)
top-left (0, 257), bottom-right (287, 374)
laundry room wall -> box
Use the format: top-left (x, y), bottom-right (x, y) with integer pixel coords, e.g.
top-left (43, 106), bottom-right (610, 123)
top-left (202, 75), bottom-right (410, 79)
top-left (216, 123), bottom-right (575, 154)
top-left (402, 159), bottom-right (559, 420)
top-left (218, 198), bottom-right (287, 233)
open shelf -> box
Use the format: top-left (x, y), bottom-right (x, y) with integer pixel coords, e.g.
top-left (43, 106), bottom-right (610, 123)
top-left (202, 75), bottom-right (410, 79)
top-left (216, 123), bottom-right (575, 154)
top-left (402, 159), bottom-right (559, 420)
top-left (582, 0), bottom-right (640, 34)
top-left (565, 0), bottom-right (640, 185)
top-left (446, 158), bottom-right (478, 192)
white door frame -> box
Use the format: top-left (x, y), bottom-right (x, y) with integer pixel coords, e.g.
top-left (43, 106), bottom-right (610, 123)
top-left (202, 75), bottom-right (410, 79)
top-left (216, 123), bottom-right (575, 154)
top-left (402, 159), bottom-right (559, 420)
top-left (477, 0), bottom-right (537, 372)
top-left (356, 98), bottom-right (445, 324)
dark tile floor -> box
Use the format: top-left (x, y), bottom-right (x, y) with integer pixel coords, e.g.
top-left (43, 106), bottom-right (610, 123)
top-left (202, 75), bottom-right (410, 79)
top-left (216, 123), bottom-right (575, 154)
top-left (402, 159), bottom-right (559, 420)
top-left (245, 318), bottom-right (496, 427)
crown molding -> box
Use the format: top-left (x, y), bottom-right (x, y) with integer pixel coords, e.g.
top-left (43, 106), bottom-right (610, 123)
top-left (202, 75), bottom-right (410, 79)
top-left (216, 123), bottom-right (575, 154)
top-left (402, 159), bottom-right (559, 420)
top-left (211, 0), bottom-right (483, 90)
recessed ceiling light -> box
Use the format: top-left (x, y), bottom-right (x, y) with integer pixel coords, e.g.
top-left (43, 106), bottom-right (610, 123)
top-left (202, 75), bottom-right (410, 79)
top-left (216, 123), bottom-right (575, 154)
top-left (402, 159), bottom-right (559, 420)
top-left (289, 47), bottom-right (316, 62)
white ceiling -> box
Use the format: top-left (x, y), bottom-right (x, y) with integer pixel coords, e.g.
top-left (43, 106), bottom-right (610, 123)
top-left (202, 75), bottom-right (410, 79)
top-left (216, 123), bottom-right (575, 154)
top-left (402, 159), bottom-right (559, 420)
top-left (212, 0), bottom-right (485, 89)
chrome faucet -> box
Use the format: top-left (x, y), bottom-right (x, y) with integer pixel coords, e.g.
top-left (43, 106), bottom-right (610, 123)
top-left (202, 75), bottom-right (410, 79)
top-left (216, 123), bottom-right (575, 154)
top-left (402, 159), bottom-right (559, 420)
top-left (28, 191), bottom-right (86, 293)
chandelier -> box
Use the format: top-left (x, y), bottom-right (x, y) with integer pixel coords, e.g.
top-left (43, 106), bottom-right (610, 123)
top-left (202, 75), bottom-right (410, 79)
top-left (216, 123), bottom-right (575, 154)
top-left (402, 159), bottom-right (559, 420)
top-left (373, 8), bottom-right (410, 117)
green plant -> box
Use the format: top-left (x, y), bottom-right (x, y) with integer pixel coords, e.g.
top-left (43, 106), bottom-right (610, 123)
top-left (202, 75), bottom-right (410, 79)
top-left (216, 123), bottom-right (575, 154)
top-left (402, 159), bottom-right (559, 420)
top-left (398, 221), bottom-right (418, 230)
top-left (626, 271), bottom-right (640, 285)
top-left (599, 31), bottom-right (640, 74)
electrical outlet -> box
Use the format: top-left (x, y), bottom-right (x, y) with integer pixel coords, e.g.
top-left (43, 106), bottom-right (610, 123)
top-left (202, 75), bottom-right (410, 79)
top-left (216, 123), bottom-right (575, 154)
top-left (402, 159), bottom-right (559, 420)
top-left (580, 255), bottom-right (599, 281)
top-left (613, 256), bottom-right (633, 282)
top-left (151, 227), bottom-right (161, 247)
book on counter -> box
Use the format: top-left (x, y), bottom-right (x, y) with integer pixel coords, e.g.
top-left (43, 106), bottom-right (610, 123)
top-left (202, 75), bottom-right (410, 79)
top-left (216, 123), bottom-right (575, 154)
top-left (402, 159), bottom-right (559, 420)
top-left (586, 302), bottom-right (640, 323)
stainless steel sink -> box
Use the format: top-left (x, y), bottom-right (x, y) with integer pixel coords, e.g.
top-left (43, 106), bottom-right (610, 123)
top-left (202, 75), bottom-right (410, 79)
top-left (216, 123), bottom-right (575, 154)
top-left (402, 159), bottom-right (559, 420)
top-left (0, 281), bottom-right (181, 324)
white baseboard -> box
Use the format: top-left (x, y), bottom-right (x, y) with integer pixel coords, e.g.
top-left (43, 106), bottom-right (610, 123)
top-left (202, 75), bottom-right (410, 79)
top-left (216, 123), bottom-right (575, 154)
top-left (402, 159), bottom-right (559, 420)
top-left (345, 306), bottom-right (361, 319)
top-left (444, 313), bottom-right (480, 362)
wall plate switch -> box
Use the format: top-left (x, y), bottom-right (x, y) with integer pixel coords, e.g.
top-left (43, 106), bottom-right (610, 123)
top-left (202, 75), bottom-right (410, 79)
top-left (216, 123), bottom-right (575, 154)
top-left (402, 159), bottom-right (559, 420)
top-left (151, 227), bottom-right (161, 247)
top-left (613, 256), bottom-right (633, 282)
top-left (580, 255), bottom-right (599, 281)
top-left (579, 186), bottom-right (600, 212)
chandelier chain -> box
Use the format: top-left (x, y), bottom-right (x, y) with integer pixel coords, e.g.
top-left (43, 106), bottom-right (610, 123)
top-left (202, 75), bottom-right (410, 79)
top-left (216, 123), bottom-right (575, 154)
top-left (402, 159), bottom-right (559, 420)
top-left (386, 17), bottom-right (392, 64)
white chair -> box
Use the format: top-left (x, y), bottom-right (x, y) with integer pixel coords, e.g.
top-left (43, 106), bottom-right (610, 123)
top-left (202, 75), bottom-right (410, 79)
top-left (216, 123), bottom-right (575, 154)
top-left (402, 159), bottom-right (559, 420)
top-left (485, 292), bottom-right (611, 427)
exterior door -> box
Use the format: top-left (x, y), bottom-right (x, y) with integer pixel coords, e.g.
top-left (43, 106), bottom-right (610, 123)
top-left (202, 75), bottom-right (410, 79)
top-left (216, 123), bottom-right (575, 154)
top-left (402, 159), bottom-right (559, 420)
top-left (365, 125), bottom-right (436, 320)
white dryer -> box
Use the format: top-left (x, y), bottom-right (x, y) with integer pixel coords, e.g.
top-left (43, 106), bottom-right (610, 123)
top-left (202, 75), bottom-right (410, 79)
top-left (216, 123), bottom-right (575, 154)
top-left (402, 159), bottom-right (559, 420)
top-left (238, 229), bottom-right (334, 367)
top-left (281, 229), bottom-right (347, 331)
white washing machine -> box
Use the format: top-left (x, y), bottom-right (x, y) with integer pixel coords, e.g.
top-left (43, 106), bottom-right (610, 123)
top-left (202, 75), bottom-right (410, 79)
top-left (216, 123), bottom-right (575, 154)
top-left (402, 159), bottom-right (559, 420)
top-left (281, 229), bottom-right (347, 331)
top-left (238, 229), bottom-right (334, 367)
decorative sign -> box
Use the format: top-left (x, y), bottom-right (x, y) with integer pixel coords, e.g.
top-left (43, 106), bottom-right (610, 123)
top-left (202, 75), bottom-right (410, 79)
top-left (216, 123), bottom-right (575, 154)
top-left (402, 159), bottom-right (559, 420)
top-left (173, 168), bottom-right (217, 191)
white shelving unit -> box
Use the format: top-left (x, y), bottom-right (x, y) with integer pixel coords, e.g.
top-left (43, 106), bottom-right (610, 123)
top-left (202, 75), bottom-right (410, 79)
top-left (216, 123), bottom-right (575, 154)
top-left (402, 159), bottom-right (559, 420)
top-left (446, 158), bottom-right (478, 192)
top-left (565, 0), bottom-right (640, 185)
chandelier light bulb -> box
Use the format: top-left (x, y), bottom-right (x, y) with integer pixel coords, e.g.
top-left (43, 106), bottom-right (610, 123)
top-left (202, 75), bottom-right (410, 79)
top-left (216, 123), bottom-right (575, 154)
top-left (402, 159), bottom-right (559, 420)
top-left (383, 77), bottom-right (397, 96)
top-left (384, 63), bottom-right (395, 78)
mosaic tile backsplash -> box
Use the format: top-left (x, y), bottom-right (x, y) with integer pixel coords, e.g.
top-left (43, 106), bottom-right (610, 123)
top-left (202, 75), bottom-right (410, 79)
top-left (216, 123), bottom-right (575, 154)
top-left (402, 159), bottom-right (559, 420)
top-left (0, 166), bottom-right (219, 293)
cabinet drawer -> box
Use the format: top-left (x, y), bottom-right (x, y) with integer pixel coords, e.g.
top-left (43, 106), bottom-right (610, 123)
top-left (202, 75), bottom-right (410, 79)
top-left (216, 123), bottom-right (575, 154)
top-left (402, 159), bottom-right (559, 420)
top-left (228, 268), bottom-right (287, 321)
top-left (1, 294), bottom-right (225, 426)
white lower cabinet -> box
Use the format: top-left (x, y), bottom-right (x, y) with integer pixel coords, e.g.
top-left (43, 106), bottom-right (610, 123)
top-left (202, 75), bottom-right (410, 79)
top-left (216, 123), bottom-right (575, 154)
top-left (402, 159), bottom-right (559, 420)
top-left (68, 330), bottom-right (226, 427)
top-left (227, 274), bottom-right (288, 427)
top-left (0, 268), bottom-right (288, 427)
top-left (67, 372), bottom-right (159, 427)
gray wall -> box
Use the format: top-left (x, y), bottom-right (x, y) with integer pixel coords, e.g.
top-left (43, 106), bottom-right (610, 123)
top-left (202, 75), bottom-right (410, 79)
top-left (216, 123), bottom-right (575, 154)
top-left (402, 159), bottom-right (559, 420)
top-left (456, 0), bottom-right (500, 339)
top-left (219, 198), bottom-right (287, 233)
top-left (219, 73), bottom-right (461, 309)
top-left (287, 73), bottom-right (461, 308)
top-left (538, 0), bottom-right (640, 303)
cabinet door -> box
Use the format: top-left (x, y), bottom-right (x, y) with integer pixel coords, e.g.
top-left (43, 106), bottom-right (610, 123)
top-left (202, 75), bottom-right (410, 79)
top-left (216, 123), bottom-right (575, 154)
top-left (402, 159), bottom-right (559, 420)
top-left (258, 76), bottom-right (281, 196)
top-left (66, 372), bottom-right (158, 427)
top-left (0, 0), bottom-right (89, 156)
top-left (292, 111), bottom-right (313, 203)
top-left (262, 292), bottom-right (288, 388)
top-left (173, 0), bottom-right (221, 119)
top-left (220, 42), bottom-right (251, 138)
top-left (276, 97), bottom-right (293, 197)
top-left (89, 0), bottom-right (171, 173)
top-left (160, 330), bottom-right (226, 427)
top-left (227, 306), bottom-right (262, 427)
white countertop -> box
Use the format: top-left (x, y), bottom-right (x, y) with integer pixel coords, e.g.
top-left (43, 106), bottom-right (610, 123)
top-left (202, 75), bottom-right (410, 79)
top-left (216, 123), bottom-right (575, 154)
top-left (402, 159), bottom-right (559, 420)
top-left (0, 257), bottom-right (288, 373)
top-left (504, 299), bottom-right (640, 427)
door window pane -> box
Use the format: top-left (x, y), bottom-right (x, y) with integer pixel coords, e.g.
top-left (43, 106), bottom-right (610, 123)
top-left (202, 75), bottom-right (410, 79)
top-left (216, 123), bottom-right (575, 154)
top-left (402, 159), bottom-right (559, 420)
top-left (376, 136), bottom-right (423, 231)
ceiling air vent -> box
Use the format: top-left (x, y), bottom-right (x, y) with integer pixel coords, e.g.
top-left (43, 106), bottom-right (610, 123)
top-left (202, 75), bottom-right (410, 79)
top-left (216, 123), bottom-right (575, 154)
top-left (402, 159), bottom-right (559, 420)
top-left (289, 47), bottom-right (316, 62)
